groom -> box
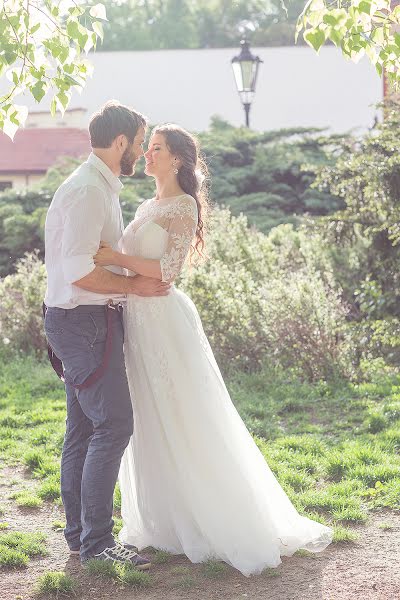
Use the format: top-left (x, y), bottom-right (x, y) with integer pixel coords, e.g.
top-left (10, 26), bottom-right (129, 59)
top-left (44, 101), bottom-right (169, 567)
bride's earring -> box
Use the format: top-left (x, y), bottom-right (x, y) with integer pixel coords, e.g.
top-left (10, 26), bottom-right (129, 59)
top-left (173, 160), bottom-right (179, 175)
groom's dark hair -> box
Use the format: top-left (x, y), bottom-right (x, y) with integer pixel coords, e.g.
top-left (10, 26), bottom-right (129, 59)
top-left (89, 100), bottom-right (147, 148)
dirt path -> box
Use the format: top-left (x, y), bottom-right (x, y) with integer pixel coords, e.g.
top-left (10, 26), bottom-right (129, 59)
top-left (1, 466), bottom-right (399, 600)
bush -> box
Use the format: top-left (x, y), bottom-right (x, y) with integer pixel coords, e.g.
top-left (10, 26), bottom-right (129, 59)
top-left (0, 251), bottom-right (47, 356)
top-left (0, 206), bottom-right (357, 381)
top-left (261, 269), bottom-right (350, 381)
top-left (181, 208), bottom-right (350, 378)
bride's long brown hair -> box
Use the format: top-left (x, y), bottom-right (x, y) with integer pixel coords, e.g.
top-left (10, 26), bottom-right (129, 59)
top-left (152, 124), bottom-right (210, 257)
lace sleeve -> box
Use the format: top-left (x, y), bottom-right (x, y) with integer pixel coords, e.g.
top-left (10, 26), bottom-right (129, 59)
top-left (160, 195), bottom-right (198, 283)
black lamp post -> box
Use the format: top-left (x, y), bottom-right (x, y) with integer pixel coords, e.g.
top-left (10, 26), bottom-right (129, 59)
top-left (231, 40), bottom-right (263, 128)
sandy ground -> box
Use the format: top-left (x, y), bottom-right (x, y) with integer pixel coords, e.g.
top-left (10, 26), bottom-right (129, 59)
top-left (1, 465), bottom-right (399, 600)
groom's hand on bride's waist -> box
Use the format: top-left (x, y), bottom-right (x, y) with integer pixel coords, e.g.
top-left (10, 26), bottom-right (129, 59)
top-left (128, 274), bottom-right (171, 297)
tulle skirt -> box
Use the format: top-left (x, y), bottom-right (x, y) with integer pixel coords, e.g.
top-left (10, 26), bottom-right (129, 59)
top-left (118, 288), bottom-right (332, 576)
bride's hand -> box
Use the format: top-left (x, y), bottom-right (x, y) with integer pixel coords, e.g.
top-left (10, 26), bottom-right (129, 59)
top-left (94, 242), bottom-right (119, 267)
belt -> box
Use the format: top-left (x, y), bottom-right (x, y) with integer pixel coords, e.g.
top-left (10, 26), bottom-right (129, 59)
top-left (42, 300), bottom-right (122, 390)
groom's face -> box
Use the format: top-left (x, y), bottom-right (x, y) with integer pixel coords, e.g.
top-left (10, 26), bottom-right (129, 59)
top-left (120, 127), bottom-right (146, 176)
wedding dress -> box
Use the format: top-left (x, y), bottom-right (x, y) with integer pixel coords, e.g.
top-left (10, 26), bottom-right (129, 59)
top-left (118, 193), bottom-right (332, 576)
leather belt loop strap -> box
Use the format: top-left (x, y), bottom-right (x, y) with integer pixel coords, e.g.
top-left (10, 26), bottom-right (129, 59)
top-left (42, 302), bottom-right (65, 383)
top-left (42, 301), bottom-right (119, 391)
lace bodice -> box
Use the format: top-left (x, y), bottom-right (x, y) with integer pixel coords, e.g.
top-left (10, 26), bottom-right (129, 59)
top-left (121, 194), bottom-right (198, 282)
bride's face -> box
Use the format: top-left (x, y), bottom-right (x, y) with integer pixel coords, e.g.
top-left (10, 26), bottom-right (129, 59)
top-left (144, 133), bottom-right (178, 178)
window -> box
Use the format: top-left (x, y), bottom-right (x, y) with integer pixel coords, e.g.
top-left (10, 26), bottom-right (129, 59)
top-left (0, 181), bottom-right (12, 191)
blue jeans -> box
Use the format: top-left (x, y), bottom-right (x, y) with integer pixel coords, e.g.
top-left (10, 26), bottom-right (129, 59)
top-left (44, 305), bottom-right (133, 560)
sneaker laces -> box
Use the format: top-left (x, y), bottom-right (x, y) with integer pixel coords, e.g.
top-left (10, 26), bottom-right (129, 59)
top-left (109, 544), bottom-right (138, 560)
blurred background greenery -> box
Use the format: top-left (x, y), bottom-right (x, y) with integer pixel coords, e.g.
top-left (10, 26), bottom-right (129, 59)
top-left (0, 103), bottom-right (399, 383)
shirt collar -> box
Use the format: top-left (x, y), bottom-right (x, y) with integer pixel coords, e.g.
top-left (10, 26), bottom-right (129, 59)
top-left (87, 153), bottom-right (124, 193)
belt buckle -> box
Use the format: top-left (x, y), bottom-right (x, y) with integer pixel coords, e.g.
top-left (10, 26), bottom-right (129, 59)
top-left (107, 300), bottom-right (123, 312)
top-left (107, 299), bottom-right (117, 311)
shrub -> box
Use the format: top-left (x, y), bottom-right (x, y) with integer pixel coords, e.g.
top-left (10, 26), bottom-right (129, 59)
top-left (261, 269), bottom-right (350, 381)
top-left (0, 251), bottom-right (47, 356)
top-left (181, 208), bottom-right (350, 379)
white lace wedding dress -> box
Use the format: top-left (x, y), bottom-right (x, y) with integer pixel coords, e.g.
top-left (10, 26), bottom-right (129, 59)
top-left (118, 193), bottom-right (332, 576)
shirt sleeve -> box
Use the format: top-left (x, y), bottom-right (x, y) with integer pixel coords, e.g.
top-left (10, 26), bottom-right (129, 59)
top-left (160, 195), bottom-right (198, 283)
top-left (61, 185), bottom-right (107, 284)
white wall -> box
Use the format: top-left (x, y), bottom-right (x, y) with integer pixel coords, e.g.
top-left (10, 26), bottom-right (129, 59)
top-left (0, 174), bottom-right (43, 190)
top-left (2, 47), bottom-right (382, 134)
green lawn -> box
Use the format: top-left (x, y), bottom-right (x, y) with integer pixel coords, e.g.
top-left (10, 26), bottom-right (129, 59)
top-left (0, 357), bottom-right (399, 542)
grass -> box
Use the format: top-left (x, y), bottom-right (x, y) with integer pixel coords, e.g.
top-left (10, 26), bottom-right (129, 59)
top-left (12, 491), bottom-right (43, 508)
top-left (84, 559), bottom-right (152, 587)
top-left (115, 563), bottom-right (152, 587)
top-left (333, 525), bottom-right (359, 543)
top-left (0, 531), bottom-right (47, 556)
top-left (0, 357), bottom-right (400, 575)
top-left (293, 549), bottom-right (315, 558)
top-left (263, 567), bottom-right (281, 577)
top-left (201, 558), bottom-right (227, 577)
top-left (377, 522), bottom-right (394, 531)
top-left (0, 531), bottom-right (47, 567)
top-left (174, 574), bottom-right (197, 588)
top-left (171, 566), bottom-right (189, 575)
top-left (112, 517), bottom-right (123, 536)
top-left (153, 549), bottom-right (173, 564)
top-left (34, 571), bottom-right (78, 596)
top-left (0, 547), bottom-right (29, 567)
top-left (84, 559), bottom-right (117, 578)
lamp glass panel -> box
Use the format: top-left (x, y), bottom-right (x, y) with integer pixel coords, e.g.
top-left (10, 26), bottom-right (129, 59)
top-left (241, 61), bottom-right (255, 90)
top-left (232, 61), bottom-right (244, 91)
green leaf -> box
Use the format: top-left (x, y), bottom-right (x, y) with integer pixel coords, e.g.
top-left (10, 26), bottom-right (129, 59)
top-left (58, 45), bottom-right (70, 64)
top-left (304, 28), bottom-right (326, 53)
top-left (4, 52), bottom-right (17, 65)
top-left (30, 23), bottom-right (41, 35)
top-left (323, 14), bottom-right (338, 26)
top-left (92, 21), bottom-right (104, 42)
top-left (56, 91), bottom-right (69, 110)
top-left (64, 74), bottom-right (81, 87)
top-left (66, 20), bottom-right (79, 40)
top-left (329, 28), bottom-right (343, 47)
top-left (31, 82), bottom-right (46, 103)
top-left (63, 63), bottom-right (74, 74)
top-left (9, 110), bottom-right (20, 126)
top-left (358, 0), bottom-right (371, 15)
top-left (50, 98), bottom-right (57, 117)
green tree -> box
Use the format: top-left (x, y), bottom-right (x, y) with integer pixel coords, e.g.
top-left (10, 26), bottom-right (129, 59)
top-left (0, 0), bottom-right (107, 138)
top-left (0, 121), bottom-right (343, 276)
top-left (312, 100), bottom-right (400, 319)
top-left (297, 0), bottom-right (400, 89)
top-left (200, 117), bottom-right (345, 232)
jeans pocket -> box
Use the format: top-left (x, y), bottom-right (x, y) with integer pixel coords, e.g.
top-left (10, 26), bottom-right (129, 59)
top-left (86, 314), bottom-right (107, 348)
top-left (44, 313), bottom-right (64, 336)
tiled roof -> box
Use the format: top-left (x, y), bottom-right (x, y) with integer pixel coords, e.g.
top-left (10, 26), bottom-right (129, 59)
top-left (0, 128), bottom-right (90, 173)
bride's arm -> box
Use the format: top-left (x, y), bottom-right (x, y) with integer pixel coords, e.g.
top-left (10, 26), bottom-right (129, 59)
top-left (94, 196), bottom-right (199, 283)
top-left (94, 245), bottom-right (163, 280)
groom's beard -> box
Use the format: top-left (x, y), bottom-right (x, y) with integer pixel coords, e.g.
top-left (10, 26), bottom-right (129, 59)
top-left (120, 146), bottom-right (137, 176)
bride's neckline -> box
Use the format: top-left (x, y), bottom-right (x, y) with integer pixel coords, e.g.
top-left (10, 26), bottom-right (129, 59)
top-left (150, 193), bottom-right (187, 205)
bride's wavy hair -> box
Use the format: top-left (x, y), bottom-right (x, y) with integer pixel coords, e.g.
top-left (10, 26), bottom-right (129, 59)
top-left (152, 123), bottom-right (210, 258)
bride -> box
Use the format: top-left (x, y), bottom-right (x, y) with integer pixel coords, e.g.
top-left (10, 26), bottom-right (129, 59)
top-left (93, 124), bottom-right (332, 576)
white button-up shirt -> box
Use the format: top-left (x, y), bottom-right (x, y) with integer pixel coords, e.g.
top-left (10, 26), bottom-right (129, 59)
top-left (44, 153), bottom-right (127, 308)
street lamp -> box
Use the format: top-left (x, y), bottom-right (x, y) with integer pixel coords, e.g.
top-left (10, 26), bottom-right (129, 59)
top-left (231, 39), bottom-right (263, 128)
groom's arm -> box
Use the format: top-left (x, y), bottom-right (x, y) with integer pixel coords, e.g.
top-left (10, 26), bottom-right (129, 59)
top-left (61, 186), bottom-right (169, 297)
top-left (74, 268), bottom-right (170, 297)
